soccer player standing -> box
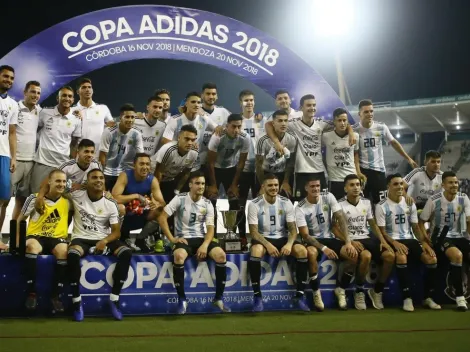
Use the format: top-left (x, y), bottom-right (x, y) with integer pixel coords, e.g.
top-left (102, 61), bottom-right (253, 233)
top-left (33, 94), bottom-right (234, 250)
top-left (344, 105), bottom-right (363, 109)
top-left (72, 78), bottom-right (114, 157)
top-left (1, 80), bottom-right (39, 239)
top-left (419, 171), bottom-right (470, 311)
top-left (322, 108), bottom-right (363, 200)
top-left (376, 173), bottom-right (441, 312)
top-left (247, 174), bottom-right (310, 312)
top-left (199, 82), bottom-right (231, 126)
top-left (30, 86), bottom-right (81, 194)
top-left (67, 169), bottom-right (132, 321)
top-left (157, 171), bottom-right (230, 314)
top-left (256, 110), bottom-right (297, 197)
top-left (353, 100), bottom-right (417, 205)
top-left (206, 113), bottom-right (250, 234)
top-left (100, 104), bottom-right (144, 191)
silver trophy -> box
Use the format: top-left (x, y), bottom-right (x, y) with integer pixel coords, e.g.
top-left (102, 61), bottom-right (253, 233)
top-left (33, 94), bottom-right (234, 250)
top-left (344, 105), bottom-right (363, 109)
top-left (220, 209), bottom-right (243, 252)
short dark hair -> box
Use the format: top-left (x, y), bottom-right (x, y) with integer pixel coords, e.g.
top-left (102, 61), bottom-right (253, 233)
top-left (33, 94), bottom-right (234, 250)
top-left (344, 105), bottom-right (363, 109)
top-left (300, 94), bottom-right (315, 107)
top-left (263, 174), bottom-right (279, 183)
top-left (272, 109), bottom-right (288, 120)
top-left (442, 171), bottom-right (457, 182)
top-left (76, 78), bottom-right (92, 90)
top-left (202, 82), bottom-right (217, 91)
top-left (227, 113), bottom-right (243, 124)
top-left (275, 89), bottom-right (290, 98)
top-left (358, 99), bottom-right (373, 110)
top-left (134, 153), bottom-right (150, 163)
top-left (425, 150), bottom-right (441, 161)
top-left (333, 108), bottom-right (348, 118)
top-left (179, 124), bottom-right (198, 135)
top-left (78, 139), bottom-right (95, 149)
top-left (58, 86), bottom-right (74, 95)
top-left (87, 168), bottom-right (104, 179)
top-left (306, 175), bottom-right (322, 185)
top-left (189, 170), bottom-right (205, 182)
top-left (0, 65), bottom-right (14, 74)
top-left (185, 91), bottom-right (201, 100)
top-left (344, 174), bottom-right (360, 185)
top-left (120, 104), bottom-right (135, 113)
top-left (239, 89), bottom-right (254, 101)
top-left (24, 81), bottom-right (40, 92)
top-left (386, 173), bottom-right (402, 185)
top-left (48, 169), bottom-right (65, 179)
top-left (147, 96), bottom-right (163, 105)
top-left (155, 88), bottom-right (171, 97)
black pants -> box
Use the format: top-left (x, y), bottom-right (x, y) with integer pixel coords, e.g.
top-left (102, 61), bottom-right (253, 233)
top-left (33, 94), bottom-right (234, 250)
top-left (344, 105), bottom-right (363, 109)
top-left (295, 172), bottom-right (327, 200)
top-left (237, 172), bottom-right (259, 237)
top-left (360, 168), bottom-right (387, 205)
top-left (105, 175), bottom-right (118, 192)
top-left (211, 167), bottom-right (240, 235)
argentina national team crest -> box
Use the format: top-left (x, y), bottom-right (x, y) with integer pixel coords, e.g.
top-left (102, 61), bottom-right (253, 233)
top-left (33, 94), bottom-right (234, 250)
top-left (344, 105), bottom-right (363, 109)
top-left (444, 263), bottom-right (470, 301)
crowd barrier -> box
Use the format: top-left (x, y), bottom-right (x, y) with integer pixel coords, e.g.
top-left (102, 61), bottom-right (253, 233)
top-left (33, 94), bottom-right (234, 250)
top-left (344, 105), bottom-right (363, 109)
top-left (1, 253), bottom-right (466, 317)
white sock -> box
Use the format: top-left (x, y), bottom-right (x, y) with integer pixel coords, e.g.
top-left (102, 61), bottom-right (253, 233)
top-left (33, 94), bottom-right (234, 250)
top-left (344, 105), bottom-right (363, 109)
top-left (72, 296), bottom-right (81, 303)
top-left (110, 293), bottom-right (119, 302)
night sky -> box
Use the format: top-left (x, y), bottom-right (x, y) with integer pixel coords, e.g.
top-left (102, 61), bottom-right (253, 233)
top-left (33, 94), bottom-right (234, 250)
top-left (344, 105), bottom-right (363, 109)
top-left (1, 0), bottom-right (469, 114)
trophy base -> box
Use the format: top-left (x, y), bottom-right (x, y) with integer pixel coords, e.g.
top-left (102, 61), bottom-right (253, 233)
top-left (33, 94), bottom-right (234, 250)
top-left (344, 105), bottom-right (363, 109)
top-left (223, 239), bottom-right (243, 253)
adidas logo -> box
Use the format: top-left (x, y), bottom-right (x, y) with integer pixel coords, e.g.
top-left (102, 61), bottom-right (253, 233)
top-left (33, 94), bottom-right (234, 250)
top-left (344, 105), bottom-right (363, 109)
top-left (44, 209), bottom-right (61, 223)
top-left (420, 183), bottom-right (425, 186)
top-left (347, 211), bottom-right (351, 214)
top-left (331, 142), bottom-right (336, 145)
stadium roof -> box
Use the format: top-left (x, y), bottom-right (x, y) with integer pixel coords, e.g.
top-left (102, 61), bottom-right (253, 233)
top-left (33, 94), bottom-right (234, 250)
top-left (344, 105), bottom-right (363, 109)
top-left (347, 93), bottom-right (470, 134)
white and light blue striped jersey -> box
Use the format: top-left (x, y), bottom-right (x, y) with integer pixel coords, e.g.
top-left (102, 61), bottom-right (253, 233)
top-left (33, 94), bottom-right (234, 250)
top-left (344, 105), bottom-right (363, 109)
top-left (163, 113), bottom-right (217, 170)
top-left (295, 193), bottom-right (342, 239)
top-left (287, 117), bottom-right (333, 173)
top-left (242, 115), bottom-right (265, 172)
top-left (322, 131), bottom-right (359, 182)
top-left (164, 193), bottom-right (214, 238)
top-left (133, 117), bottom-right (166, 157)
top-left (353, 121), bottom-right (395, 172)
top-left (256, 131), bottom-right (297, 173)
top-left (247, 195), bottom-right (295, 239)
top-left (420, 191), bottom-right (470, 239)
top-left (338, 197), bottom-right (374, 240)
top-left (404, 167), bottom-right (443, 207)
top-left (375, 197), bottom-right (417, 240)
top-left (154, 141), bottom-right (198, 181)
top-left (100, 126), bottom-right (144, 176)
top-left (208, 131), bottom-right (250, 168)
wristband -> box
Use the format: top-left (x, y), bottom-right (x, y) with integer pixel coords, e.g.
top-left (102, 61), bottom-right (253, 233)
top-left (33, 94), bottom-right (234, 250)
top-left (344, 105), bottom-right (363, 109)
top-left (321, 246), bottom-right (327, 252)
top-left (174, 189), bottom-right (180, 195)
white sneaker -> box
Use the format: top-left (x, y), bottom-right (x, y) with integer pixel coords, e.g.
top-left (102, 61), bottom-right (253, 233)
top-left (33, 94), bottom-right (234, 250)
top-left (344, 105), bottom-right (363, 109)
top-left (403, 298), bottom-right (414, 312)
top-left (213, 299), bottom-right (231, 313)
top-left (354, 292), bottom-right (367, 310)
top-left (456, 296), bottom-right (468, 311)
top-left (334, 287), bottom-right (347, 310)
top-left (125, 239), bottom-right (141, 252)
top-left (313, 290), bottom-right (324, 312)
top-left (423, 298), bottom-right (441, 310)
top-left (367, 288), bottom-right (384, 310)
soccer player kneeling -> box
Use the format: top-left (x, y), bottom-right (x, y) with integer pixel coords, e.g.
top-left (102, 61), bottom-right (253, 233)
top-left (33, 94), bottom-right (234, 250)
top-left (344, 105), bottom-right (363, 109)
top-left (18, 170), bottom-right (70, 313)
top-left (157, 171), bottom-right (230, 314)
top-left (376, 173), bottom-right (441, 312)
top-left (247, 174), bottom-right (310, 312)
top-left (67, 169), bottom-right (132, 321)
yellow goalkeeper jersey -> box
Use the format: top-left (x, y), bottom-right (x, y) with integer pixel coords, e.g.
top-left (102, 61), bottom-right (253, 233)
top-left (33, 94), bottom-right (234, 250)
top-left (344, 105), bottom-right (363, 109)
top-left (25, 194), bottom-right (70, 239)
